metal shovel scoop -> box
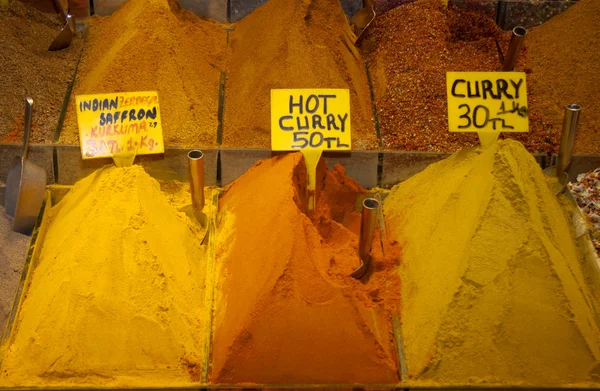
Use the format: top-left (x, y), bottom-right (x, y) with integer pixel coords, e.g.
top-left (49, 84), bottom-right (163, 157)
top-left (5, 98), bottom-right (47, 234)
top-left (48, 0), bottom-right (76, 51)
top-left (354, 6), bottom-right (376, 46)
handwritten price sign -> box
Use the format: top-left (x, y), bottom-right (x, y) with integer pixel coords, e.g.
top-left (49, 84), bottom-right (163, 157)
top-left (446, 72), bottom-right (529, 133)
top-left (271, 89), bottom-right (351, 151)
top-left (75, 91), bottom-right (165, 159)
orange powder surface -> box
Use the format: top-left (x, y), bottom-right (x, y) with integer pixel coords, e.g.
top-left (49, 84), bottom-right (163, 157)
top-left (222, 0), bottom-right (377, 150)
top-left (212, 153), bottom-right (400, 384)
top-left (527, 0), bottom-right (600, 154)
top-left (59, 0), bottom-right (226, 147)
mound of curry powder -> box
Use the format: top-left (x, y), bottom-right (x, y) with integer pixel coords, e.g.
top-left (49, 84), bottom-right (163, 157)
top-left (384, 139), bottom-right (600, 386)
top-left (212, 153), bottom-right (401, 384)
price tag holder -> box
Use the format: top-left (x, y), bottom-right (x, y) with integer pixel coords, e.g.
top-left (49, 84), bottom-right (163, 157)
top-left (446, 72), bottom-right (529, 147)
top-left (76, 91), bottom-right (165, 163)
top-left (271, 89), bottom-right (351, 210)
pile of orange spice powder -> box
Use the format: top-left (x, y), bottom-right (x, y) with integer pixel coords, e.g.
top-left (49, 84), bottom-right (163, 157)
top-left (212, 153), bottom-right (401, 384)
top-left (222, 0), bottom-right (377, 150)
top-left (59, 0), bottom-right (226, 147)
top-left (527, 0), bottom-right (600, 154)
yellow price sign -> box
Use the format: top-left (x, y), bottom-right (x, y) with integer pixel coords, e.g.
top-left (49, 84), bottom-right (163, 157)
top-left (271, 89), bottom-right (351, 151)
top-left (76, 91), bottom-right (164, 159)
top-left (271, 89), bottom-right (351, 211)
top-left (446, 72), bottom-right (528, 146)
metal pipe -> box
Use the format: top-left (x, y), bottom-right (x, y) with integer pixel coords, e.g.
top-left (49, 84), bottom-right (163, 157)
top-left (495, 1), bottom-right (508, 30)
top-left (22, 98), bottom-right (33, 161)
top-left (359, 198), bottom-right (379, 262)
top-left (352, 198), bottom-right (380, 279)
top-left (556, 104), bottom-right (582, 178)
top-left (502, 26), bottom-right (527, 71)
top-left (188, 150), bottom-right (204, 212)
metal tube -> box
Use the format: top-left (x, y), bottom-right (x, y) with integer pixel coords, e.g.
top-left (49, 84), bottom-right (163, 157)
top-left (495, 1), bottom-right (508, 30)
top-left (502, 26), bottom-right (527, 71)
top-left (188, 150), bottom-right (204, 212)
top-left (358, 198), bottom-right (379, 269)
top-left (556, 104), bottom-right (582, 177)
top-left (22, 98), bottom-right (33, 161)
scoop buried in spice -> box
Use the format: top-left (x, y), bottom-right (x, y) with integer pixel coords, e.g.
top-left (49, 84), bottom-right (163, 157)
top-left (353, 6), bottom-right (376, 46)
top-left (4, 98), bottom-right (47, 234)
top-left (501, 26), bottom-right (527, 72)
top-left (351, 197), bottom-right (380, 279)
top-left (179, 150), bottom-right (208, 243)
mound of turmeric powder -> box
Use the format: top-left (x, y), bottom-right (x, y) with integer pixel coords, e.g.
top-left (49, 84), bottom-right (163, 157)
top-left (384, 140), bottom-right (600, 386)
top-left (1, 165), bottom-right (210, 387)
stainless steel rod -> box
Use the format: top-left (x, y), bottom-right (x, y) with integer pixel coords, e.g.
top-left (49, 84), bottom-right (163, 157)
top-left (188, 150), bottom-right (205, 212)
top-left (22, 98), bottom-right (33, 161)
top-left (556, 104), bottom-right (582, 177)
top-left (358, 198), bottom-right (379, 268)
top-left (502, 26), bottom-right (527, 71)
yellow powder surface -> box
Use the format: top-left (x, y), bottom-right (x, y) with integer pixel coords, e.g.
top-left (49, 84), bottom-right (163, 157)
top-left (384, 140), bottom-right (600, 386)
top-left (59, 0), bottom-right (226, 147)
top-left (0, 165), bottom-right (209, 387)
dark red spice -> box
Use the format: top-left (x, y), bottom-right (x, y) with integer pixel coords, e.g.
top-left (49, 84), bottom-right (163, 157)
top-left (362, 0), bottom-right (558, 153)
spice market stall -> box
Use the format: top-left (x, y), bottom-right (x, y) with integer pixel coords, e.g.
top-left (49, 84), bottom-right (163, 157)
top-left (0, 0), bottom-right (599, 389)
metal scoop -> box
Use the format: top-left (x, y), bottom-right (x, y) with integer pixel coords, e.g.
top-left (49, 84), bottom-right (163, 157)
top-left (4, 98), bottom-right (47, 234)
top-left (354, 6), bottom-right (376, 46)
top-left (49, 0), bottom-right (76, 51)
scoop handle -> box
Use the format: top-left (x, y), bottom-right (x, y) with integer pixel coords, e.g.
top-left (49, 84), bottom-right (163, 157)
top-left (22, 98), bottom-right (33, 161)
top-left (54, 0), bottom-right (69, 18)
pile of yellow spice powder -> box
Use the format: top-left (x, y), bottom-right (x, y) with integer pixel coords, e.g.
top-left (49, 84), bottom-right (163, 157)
top-left (59, 0), bottom-right (226, 147)
top-left (384, 139), bottom-right (600, 386)
top-left (0, 165), bottom-right (209, 387)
